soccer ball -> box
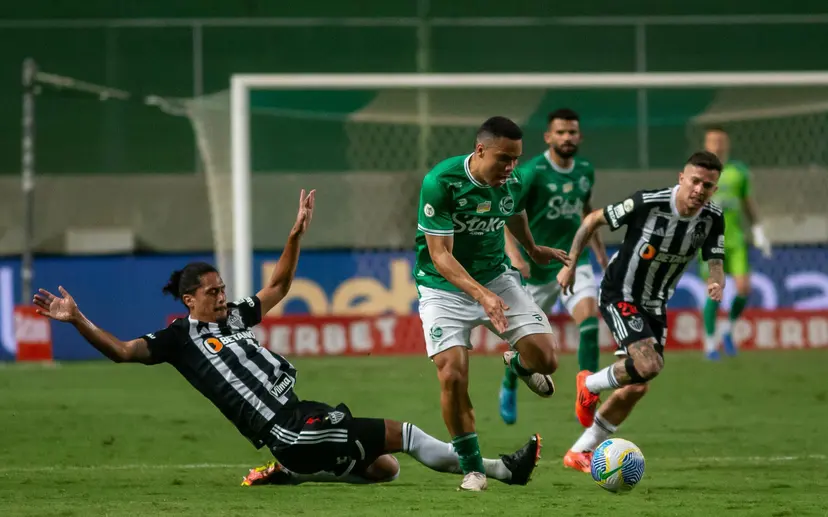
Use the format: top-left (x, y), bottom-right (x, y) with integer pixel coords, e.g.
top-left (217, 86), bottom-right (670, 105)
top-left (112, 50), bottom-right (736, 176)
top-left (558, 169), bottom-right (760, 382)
top-left (590, 438), bottom-right (646, 493)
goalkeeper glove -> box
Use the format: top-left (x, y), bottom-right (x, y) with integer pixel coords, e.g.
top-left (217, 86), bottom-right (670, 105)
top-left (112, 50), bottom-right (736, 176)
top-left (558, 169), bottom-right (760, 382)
top-left (752, 224), bottom-right (772, 258)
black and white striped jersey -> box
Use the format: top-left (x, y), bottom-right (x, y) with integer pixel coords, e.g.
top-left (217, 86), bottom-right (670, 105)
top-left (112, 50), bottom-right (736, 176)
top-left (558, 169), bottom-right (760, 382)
top-left (600, 186), bottom-right (725, 315)
top-left (141, 296), bottom-right (296, 448)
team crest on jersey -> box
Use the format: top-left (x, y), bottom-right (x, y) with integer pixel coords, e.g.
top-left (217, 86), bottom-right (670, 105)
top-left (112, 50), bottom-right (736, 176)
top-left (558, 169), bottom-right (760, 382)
top-left (476, 201), bottom-right (491, 213)
top-left (627, 315), bottom-right (644, 332)
top-left (690, 223), bottom-right (707, 248)
top-left (499, 196), bottom-right (514, 214)
top-left (579, 176), bottom-right (591, 193)
top-left (328, 411), bottom-right (346, 425)
top-left (623, 198), bottom-right (634, 212)
top-left (226, 312), bottom-right (242, 329)
top-left (424, 203), bottom-right (435, 217)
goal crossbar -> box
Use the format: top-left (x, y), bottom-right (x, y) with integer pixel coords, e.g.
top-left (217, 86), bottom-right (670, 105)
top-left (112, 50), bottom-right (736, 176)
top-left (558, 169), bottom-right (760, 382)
top-left (233, 72), bottom-right (828, 90)
top-left (228, 71), bottom-right (828, 298)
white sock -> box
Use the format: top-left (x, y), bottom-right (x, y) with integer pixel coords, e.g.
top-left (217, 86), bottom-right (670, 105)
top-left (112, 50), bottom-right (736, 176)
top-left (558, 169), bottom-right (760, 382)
top-left (704, 334), bottom-right (719, 353)
top-left (402, 423), bottom-right (511, 481)
top-left (585, 365), bottom-right (621, 394)
top-left (571, 413), bottom-right (618, 453)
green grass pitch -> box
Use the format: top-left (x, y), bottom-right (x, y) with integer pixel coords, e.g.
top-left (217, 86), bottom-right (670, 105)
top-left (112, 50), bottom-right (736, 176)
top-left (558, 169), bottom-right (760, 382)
top-left (1, 350), bottom-right (827, 516)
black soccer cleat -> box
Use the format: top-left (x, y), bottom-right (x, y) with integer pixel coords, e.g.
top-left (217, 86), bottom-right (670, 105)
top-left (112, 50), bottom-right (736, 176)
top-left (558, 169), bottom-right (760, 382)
top-left (499, 433), bottom-right (542, 485)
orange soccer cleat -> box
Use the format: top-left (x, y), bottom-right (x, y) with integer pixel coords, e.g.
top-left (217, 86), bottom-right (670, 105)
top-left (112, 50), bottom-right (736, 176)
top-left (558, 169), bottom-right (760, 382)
top-left (575, 370), bottom-right (600, 428)
top-left (563, 450), bottom-right (593, 473)
top-left (241, 461), bottom-right (292, 486)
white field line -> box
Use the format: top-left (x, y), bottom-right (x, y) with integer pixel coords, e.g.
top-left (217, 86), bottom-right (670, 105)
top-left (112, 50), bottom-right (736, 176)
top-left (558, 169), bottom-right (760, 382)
top-left (0, 455), bottom-right (825, 474)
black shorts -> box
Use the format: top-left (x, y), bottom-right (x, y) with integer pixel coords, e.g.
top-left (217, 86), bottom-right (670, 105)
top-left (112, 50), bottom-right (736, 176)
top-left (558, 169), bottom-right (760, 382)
top-left (600, 300), bottom-right (666, 358)
top-left (263, 400), bottom-right (386, 477)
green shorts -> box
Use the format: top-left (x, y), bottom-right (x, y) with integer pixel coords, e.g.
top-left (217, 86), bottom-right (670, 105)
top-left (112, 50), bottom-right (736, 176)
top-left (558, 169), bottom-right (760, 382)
top-left (699, 245), bottom-right (750, 279)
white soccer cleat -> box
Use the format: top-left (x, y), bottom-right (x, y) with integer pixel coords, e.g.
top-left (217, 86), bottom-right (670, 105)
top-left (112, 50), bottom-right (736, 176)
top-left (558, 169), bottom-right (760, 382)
top-left (503, 351), bottom-right (555, 398)
top-left (458, 472), bottom-right (488, 491)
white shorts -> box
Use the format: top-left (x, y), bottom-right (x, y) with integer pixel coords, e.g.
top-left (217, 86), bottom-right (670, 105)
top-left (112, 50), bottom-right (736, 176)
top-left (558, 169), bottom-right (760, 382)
top-left (418, 269), bottom-right (553, 358)
top-left (524, 263), bottom-right (598, 315)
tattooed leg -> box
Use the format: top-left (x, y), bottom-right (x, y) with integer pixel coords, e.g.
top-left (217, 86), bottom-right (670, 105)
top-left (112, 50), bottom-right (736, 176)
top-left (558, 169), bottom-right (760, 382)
top-left (611, 338), bottom-right (663, 385)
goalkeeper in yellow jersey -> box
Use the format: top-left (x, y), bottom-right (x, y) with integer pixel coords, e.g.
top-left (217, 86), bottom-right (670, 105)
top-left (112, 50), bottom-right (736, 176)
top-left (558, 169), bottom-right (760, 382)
top-left (700, 127), bottom-right (772, 359)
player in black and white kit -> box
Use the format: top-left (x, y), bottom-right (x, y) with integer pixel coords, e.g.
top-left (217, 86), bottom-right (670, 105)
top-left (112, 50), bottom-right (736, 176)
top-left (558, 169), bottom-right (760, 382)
top-left (554, 152), bottom-right (726, 472)
top-left (33, 189), bottom-right (541, 488)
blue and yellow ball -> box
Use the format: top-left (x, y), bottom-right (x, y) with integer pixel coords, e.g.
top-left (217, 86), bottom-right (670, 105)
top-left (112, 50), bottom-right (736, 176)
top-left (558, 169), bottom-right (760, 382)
top-left (590, 438), bottom-right (646, 493)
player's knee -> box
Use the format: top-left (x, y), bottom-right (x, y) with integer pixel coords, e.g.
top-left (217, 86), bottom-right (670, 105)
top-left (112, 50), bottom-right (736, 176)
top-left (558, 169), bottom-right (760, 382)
top-left (515, 334), bottom-right (558, 374)
top-left (632, 353), bottom-right (663, 380)
top-left (533, 344), bottom-right (558, 374)
top-left (362, 454), bottom-right (400, 483)
top-left (436, 363), bottom-right (468, 392)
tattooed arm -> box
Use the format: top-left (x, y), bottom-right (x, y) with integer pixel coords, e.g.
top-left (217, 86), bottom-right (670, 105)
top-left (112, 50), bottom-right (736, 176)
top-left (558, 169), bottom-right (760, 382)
top-left (557, 209), bottom-right (607, 295)
top-left (707, 258), bottom-right (725, 302)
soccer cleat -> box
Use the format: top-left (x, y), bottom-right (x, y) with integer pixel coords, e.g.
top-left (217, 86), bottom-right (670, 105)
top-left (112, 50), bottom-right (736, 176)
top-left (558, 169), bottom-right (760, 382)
top-left (503, 351), bottom-right (555, 397)
top-left (499, 433), bottom-right (542, 485)
top-left (722, 332), bottom-right (737, 357)
top-left (241, 461), bottom-right (292, 486)
top-left (499, 384), bottom-right (517, 425)
top-left (458, 472), bottom-right (488, 491)
top-left (705, 349), bottom-right (721, 361)
top-left (563, 450), bottom-right (593, 473)
top-left (575, 370), bottom-right (600, 428)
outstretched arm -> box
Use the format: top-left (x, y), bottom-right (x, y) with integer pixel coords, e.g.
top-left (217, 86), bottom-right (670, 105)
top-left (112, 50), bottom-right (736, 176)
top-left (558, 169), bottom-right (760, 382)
top-left (569, 209), bottom-right (608, 266)
top-left (584, 199), bottom-right (609, 269)
top-left (558, 209), bottom-right (608, 295)
top-left (33, 287), bottom-right (154, 364)
top-left (506, 211), bottom-right (570, 267)
top-left (503, 227), bottom-right (530, 278)
top-left (257, 189), bottom-right (316, 315)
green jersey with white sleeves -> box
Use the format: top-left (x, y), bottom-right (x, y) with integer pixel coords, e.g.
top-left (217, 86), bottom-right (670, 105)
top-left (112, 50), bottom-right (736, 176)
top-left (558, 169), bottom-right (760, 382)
top-left (518, 151), bottom-right (595, 285)
top-left (414, 154), bottom-right (526, 292)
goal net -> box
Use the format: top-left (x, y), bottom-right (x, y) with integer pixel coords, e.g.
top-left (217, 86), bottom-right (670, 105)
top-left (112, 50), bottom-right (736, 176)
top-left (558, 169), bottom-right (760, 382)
top-left (182, 73), bottom-right (828, 301)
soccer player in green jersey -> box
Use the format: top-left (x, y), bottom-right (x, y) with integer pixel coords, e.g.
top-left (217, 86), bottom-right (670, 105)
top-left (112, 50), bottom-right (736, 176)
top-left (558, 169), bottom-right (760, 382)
top-left (414, 116), bottom-right (571, 491)
top-left (498, 109), bottom-right (609, 426)
top-left (701, 127), bottom-right (772, 360)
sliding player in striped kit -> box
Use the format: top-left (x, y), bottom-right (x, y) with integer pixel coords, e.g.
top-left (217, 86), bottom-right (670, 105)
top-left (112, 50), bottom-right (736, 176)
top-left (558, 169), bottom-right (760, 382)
top-left (34, 189), bottom-right (541, 489)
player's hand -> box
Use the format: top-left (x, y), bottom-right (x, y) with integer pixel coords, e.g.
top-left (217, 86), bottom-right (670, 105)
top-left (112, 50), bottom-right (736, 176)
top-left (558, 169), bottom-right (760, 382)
top-left (291, 189), bottom-right (316, 236)
top-left (479, 290), bottom-right (510, 334)
top-left (33, 286), bottom-right (80, 323)
top-left (752, 225), bottom-right (772, 258)
top-left (529, 246), bottom-right (571, 267)
top-left (557, 266), bottom-right (576, 296)
top-left (708, 282), bottom-right (723, 302)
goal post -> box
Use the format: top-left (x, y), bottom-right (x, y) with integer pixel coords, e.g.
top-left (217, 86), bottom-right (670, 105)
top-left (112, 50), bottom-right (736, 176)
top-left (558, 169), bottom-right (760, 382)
top-left (225, 71), bottom-right (828, 301)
